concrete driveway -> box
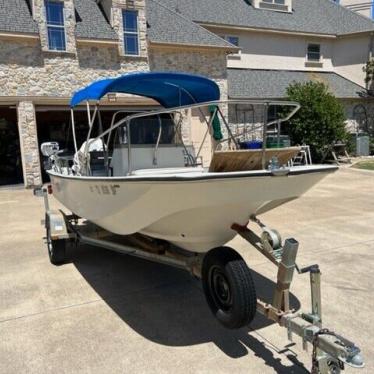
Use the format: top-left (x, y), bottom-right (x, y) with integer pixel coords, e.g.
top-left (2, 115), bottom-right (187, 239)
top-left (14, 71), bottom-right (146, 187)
top-left (0, 168), bottom-right (373, 374)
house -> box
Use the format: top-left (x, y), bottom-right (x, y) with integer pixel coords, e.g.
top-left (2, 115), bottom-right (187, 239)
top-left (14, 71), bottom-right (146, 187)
top-left (0, 0), bottom-right (373, 188)
top-left (0, 0), bottom-right (235, 187)
top-left (154, 0), bottom-right (374, 133)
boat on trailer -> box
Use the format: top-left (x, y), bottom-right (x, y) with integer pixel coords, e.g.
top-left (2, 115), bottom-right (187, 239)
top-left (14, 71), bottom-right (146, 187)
top-left (36, 72), bottom-right (364, 373)
top-left (44, 72), bottom-right (336, 251)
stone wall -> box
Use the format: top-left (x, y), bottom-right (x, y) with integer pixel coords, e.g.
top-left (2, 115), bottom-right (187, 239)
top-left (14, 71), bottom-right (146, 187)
top-left (17, 101), bottom-right (42, 187)
top-left (0, 39), bottom-right (148, 97)
top-left (148, 48), bottom-right (228, 88)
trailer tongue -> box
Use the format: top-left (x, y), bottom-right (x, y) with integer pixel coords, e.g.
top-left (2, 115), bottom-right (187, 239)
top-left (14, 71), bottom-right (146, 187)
top-left (233, 219), bottom-right (364, 373)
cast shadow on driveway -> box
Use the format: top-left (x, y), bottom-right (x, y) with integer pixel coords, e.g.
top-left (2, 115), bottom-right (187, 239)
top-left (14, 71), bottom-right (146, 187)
top-left (70, 244), bottom-right (307, 373)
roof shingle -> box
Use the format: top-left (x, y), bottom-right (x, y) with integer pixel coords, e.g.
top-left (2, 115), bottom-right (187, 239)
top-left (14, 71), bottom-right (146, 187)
top-left (146, 0), bottom-right (237, 48)
top-left (155, 0), bottom-right (374, 36)
top-left (0, 0), bottom-right (38, 34)
top-left (75, 0), bottom-right (117, 40)
top-left (228, 69), bottom-right (367, 99)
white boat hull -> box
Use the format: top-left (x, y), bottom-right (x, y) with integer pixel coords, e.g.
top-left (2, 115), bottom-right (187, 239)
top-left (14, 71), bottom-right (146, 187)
top-left (48, 165), bottom-right (336, 252)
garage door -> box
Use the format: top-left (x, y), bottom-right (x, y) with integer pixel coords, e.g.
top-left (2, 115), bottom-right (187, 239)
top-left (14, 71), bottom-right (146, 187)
top-left (0, 106), bottom-right (23, 186)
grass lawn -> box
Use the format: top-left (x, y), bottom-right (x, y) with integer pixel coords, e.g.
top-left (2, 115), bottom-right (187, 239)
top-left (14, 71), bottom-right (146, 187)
top-left (352, 159), bottom-right (374, 170)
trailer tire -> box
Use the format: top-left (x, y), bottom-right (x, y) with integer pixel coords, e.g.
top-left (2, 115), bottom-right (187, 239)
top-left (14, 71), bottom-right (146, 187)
top-left (46, 214), bottom-right (66, 265)
top-left (202, 247), bottom-right (257, 329)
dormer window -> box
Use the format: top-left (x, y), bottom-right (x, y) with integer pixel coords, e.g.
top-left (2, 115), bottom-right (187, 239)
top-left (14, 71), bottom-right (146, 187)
top-left (45, 0), bottom-right (66, 51)
top-left (123, 10), bottom-right (139, 56)
top-left (263, 0), bottom-right (285, 5)
top-left (253, 0), bottom-right (292, 12)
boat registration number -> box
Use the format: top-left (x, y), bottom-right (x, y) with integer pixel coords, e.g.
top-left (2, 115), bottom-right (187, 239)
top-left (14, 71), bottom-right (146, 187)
top-left (89, 184), bottom-right (120, 195)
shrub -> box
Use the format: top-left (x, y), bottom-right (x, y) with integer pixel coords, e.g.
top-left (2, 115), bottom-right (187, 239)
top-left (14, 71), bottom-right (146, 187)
top-left (285, 81), bottom-right (348, 162)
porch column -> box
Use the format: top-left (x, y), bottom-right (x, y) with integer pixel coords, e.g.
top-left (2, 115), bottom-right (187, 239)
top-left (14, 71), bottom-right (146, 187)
top-left (17, 101), bottom-right (42, 188)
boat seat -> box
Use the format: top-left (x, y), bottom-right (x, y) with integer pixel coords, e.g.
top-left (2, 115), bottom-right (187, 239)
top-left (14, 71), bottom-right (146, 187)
top-left (132, 166), bottom-right (204, 176)
top-left (111, 145), bottom-right (196, 176)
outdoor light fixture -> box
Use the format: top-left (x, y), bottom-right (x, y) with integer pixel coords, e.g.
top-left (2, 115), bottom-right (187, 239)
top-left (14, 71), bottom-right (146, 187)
top-left (107, 93), bottom-right (117, 102)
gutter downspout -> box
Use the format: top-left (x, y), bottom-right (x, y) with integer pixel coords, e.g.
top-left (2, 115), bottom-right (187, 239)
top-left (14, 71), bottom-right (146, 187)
top-left (367, 32), bottom-right (373, 90)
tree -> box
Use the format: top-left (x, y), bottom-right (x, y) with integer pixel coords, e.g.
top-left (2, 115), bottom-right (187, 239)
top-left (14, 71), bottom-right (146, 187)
top-left (285, 81), bottom-right (348, 162)
top-left (363, 58), bottom-right (374, 93)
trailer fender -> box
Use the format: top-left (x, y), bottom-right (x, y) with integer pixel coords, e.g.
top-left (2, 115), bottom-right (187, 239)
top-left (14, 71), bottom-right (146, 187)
top-left (46, 210), bottom-right (70, 240)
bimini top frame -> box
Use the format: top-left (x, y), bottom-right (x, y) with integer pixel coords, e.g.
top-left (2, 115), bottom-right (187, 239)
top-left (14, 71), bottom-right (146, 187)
top-left (68, 72), bottom-right (301, 175)
top-left (69, 71), bottom-right (221, 156)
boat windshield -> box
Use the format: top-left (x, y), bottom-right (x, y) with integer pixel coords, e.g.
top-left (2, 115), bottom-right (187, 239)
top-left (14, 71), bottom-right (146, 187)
top-left (118, 114), bottom-right (183, 146)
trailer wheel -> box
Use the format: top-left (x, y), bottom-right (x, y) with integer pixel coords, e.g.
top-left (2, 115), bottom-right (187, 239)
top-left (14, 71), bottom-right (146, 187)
top-left (202, 247), bottom-right (257, 329)
top-left (45, 214), bottom-right (66, 265)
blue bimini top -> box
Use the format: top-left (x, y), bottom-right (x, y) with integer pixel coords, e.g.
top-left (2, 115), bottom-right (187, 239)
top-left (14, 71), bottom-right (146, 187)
top-left (70, 71), bottom-right (220, 108)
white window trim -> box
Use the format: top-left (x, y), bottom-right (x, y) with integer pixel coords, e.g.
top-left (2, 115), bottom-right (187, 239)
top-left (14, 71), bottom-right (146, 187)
top-left (257, 0), bottom-right (290, 13)
top-left (262, 0), bottom-right (286, 4)
top-left (44, 2), bottom-right (67, 52)
top-left (122, 9), bottom-right (140, 57)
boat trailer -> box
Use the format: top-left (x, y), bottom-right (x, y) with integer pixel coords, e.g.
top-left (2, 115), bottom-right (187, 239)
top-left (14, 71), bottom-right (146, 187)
top-left (35, 186), bottom-right (364, 374)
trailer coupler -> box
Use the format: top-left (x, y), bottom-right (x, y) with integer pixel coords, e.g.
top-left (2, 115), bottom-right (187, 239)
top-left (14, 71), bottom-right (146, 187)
top-left (232, 219), bottom-right (364, 373)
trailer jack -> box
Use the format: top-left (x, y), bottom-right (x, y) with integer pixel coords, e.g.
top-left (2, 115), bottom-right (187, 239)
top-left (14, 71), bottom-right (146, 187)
top-left (232, 218), bottom-right (364, 374)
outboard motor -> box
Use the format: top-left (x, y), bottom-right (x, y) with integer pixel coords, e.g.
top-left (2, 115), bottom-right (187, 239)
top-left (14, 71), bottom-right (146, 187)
top-left (40, 142), bottom-right (60, 171)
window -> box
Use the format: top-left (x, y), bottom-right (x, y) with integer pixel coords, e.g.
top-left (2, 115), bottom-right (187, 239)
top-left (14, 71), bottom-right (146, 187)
top-left (45, 0), bottom-right (66, 51)
top-left (227, 36), bottom-right (239, 47)
top-left (219, 35), bottom-right (239, 47)
top-left (123, 10), bottom-right (139, 56)
top-left (307, 44), bottom-right (321, 62)
top-left (119, 115), bottom-right (180, 145)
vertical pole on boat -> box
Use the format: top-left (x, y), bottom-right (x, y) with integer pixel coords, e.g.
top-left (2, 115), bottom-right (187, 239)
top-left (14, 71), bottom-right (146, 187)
top-left (153, 115), bottom-right (163, 166)
top-left (85, 103), bottom-right (98, 145)
top-left (86, 101), bottom-right (92, 128)
top-left (277, 119), bottom-right (281, 148)
top-left (217, 106), bottom-right (239, 149)
top-left (196, 106), bottom-right (217, 159)
top-left (262, 102), bottom-right (269, 170)
top-left (127, 119), bottom-right (132, 175)
top-left (70, 109), bottom-right (78, 154)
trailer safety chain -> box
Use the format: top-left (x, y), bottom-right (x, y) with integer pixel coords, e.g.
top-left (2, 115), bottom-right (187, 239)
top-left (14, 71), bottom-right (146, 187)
top-left (311, 328), bottom-right (344, 374)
